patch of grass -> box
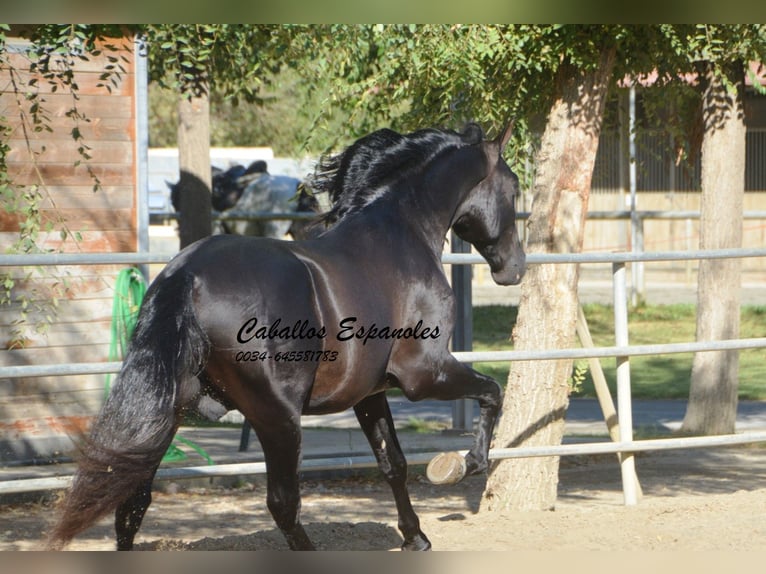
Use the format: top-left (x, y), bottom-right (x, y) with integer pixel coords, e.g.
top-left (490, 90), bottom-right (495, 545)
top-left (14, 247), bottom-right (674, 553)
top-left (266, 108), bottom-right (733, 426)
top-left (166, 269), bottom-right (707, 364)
top-left (472, 303), bottom-right (766, 401)
top-left (401, 417), bottom-right (449, 433)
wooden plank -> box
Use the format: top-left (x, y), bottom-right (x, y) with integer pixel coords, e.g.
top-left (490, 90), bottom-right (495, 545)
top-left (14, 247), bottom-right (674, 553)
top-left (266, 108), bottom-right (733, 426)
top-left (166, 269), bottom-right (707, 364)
top-left (2, 331), bottom-right (126, 357)
top-left (0, 303), bottom-right (115, 328)
top-left (40, 208), bottom-right (136, 230)
top-left (0, 283), bottom-right (116, 312)
top-left (6, 139), bottom-right (134, 165)
top-left (5, 43), bottom-right (135, 74)
top-left (0, 377), bottom-right (106, 401)
top-left (0, 186), bottom-right (136, 235)
top-left (0, 319), bottom-right (113, 349)
top-left (0, 313), bottom-right (114, 338)
top-left (0, 279), bottom-right (122, 303)
top-left (1, 343), bottom-right (113, 368)
top-left (6, 162), bottom-right (134, 186)
top-left (0, 395), bottom-right (104, 419)
top-left (0, 383), bottom-right (116, 458)
top-left (4, 68), bottom-right (134, 97)
top-left (0, 289), bottom-right (116, 317)
top-left (0, 284), bottom-right (116, 317)
top-left (0, 387), bottom-right (104, 446)
top-left (35, 186), bottom-right (136, 209)
top-left (0, 286), bottom-right (115, 319)
top-left (22, 387), bottom-right (106, 407)
top-left (3, 116), bottom-right (135, 142)
top-left (0, 262), bottom-right (123, 281)
top-left (0, 208), bottom-right (19, 232)
top-left (0, 229), bottom-right (136, 253)
top-left (41, 230), bottom-right (137, 253)
top-left (0, 414), bottom-right (95, 443)
top-left (0, 266), bottom-right (124, 295)
top-left (0, 93), bottom-right (134, 119)
top-left (0, 208), bottom-right (135, 234)
top-left (0, 304), bottom-right (127, 347)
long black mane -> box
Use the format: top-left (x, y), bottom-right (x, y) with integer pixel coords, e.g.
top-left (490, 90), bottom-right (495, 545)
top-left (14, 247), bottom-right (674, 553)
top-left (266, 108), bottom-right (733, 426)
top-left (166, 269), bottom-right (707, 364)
top-left (310, 123), bottom-right (485, 227)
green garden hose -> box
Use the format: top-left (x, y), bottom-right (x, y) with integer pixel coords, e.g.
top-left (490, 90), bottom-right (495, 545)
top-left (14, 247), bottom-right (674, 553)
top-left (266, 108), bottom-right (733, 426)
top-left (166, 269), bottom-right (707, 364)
top-left (107, 267), bottom-right (213, 465)
top-left (105, 267), bottom-right (146, 397)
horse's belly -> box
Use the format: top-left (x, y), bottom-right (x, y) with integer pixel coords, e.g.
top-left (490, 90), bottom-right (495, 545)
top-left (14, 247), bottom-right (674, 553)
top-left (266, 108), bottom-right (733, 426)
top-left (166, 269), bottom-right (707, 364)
top-left (303, 349), bottom-right (390, 414)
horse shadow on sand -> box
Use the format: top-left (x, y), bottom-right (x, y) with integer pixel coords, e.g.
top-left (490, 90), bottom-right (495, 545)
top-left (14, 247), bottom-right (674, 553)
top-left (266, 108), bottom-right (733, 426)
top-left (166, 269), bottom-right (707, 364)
top-left (134, 521), bottom-right (403, 551)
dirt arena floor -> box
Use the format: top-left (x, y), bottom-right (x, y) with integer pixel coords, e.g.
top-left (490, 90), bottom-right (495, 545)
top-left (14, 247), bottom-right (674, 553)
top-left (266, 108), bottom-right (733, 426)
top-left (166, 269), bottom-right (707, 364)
top-left (2, 445), bottom-right (766, 551)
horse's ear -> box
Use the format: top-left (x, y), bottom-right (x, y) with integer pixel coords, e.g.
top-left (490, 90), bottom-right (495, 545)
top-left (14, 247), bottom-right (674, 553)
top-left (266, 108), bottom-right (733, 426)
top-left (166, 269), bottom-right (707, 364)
top-left (495, 121), bottom-right (515, 152)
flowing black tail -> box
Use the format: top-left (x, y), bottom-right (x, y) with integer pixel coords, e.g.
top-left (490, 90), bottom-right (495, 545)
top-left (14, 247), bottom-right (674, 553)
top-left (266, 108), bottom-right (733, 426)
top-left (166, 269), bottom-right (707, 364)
top-left (48, 269), bottom-right (209, 549)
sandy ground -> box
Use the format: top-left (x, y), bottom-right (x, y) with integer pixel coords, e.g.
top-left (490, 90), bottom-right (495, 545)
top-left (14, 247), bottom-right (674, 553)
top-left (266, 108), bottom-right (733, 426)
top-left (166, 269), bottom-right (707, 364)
top-left (2, 445), bottom-right (766, 551)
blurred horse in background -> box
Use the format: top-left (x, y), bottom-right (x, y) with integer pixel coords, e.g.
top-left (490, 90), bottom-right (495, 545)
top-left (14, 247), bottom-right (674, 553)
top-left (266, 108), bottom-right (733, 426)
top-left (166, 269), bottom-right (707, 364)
top-left (169, 160), bottom-right (320, 240)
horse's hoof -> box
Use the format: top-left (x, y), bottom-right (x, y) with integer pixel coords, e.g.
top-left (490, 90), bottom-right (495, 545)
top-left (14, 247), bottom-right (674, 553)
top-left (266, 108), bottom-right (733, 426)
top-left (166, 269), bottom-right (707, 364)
top-left (401, 534), bottom-right (432, 551)
top-left (426, 451), bottom-right (466, 485)
top-left (464, 452), bottom-right (488, 476)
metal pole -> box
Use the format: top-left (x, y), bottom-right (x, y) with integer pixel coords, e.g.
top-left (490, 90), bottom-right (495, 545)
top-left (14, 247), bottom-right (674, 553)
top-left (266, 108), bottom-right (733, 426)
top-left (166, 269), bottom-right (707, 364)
top-left (613, 261), bottom-right (639, 505)
top-left (450, 233), bottom-right (474, 431)
top-left (134, 34), bottom-right (150, 282)
top-left (2, 245), bottom-right (765, 269)
top-left (5, 431), bottom-right (766, 495)
top-left (636, 215), bottom-right (645, 302)
top-left (628, 84), bottom-right (643, 307)
top-left (4, 336), bottom-right (766, 380)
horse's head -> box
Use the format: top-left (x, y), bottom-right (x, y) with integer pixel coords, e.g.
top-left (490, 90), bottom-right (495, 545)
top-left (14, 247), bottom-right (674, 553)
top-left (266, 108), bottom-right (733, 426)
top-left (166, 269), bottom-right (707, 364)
top-left (451, 123), bottom-right (526, 286)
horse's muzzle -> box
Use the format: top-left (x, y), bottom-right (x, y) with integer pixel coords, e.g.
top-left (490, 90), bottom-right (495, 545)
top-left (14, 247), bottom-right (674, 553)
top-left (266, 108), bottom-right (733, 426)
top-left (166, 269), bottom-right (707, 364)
top-left (489, 252), bottom-right (526, 286)
top-left (491, 265), bottom-right (525, 286)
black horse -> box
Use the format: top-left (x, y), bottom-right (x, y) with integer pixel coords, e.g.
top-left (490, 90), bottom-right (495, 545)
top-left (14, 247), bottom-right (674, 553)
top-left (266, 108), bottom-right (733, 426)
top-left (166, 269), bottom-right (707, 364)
top-left (49, 122), bottom-right (526, 551)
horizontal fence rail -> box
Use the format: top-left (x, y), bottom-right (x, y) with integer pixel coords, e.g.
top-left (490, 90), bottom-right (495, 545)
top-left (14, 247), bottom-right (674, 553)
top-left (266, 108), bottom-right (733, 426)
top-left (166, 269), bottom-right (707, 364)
top-left (1, 239), bottom-right (765, 497)
top-left (4, 339), bottom-right (766, 380)
top-left (2, 246), bottom-right (766, 268)
top-left (4, 431), bottom-right (766, 496)
top-left (146, 209), bottom-right (766, 222)
top-left (149, 210), bottom-right (319, 224)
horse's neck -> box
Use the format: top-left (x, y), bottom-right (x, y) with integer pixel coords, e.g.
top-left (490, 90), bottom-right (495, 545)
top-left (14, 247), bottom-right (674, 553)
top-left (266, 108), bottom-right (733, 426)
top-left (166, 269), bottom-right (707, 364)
top-left (323, 145), bottom-right (488, 258)
top-left (394, 146), bottom-right (488, 255)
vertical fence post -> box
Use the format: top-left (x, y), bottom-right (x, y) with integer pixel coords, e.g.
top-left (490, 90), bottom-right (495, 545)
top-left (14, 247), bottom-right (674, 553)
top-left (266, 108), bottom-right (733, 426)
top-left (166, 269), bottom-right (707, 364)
top-left (613, 261), bottom-right (639, 505)
top-left (628, 84), bottom-right (643, 308)
top-left (135, 36), bottom-right (150, 282)
top-left (634, 215), bottom-right (645, 305)
top-left (451, 233), bottom-right (474, 431)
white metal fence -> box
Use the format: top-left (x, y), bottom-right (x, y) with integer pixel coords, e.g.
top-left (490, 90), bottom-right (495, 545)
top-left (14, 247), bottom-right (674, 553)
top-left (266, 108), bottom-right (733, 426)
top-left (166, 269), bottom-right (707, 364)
top-left (1, 244), bottom-right (765, 503)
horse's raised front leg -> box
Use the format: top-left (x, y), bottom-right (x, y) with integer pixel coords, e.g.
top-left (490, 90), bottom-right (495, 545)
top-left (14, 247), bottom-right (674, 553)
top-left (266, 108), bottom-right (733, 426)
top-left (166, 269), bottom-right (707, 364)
top-left (396, 357), bottom-right (503, 484)
top-left (461, 369), bottom-right (503, 476)
top-left (354, 392), bottom-right (431, 551)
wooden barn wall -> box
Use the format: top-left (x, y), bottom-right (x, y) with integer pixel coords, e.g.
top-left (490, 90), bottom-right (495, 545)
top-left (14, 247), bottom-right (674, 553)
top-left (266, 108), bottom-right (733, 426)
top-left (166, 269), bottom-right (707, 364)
top-left (0, 37), bottom-right (138, 462)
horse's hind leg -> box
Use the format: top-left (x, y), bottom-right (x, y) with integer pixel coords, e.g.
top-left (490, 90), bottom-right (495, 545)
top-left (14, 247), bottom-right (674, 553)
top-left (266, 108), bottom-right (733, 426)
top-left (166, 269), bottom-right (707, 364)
top-left (248, 411), bottom-right (314, 550)
top-left (114, 471), bottom-right (157, 550)
top-left (354, 393), bottom-right (431, 551)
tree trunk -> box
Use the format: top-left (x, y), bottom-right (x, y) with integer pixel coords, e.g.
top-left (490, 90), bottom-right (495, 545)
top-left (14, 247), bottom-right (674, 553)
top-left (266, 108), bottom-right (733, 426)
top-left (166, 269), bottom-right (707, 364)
top-left (177, 93), bottom-right (212, 249)
top-left (481, 47), bottom-right (615, 512)
top-left (681, 63), bottom-right (745, 436)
